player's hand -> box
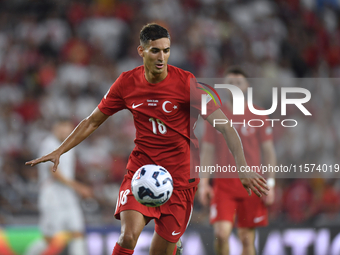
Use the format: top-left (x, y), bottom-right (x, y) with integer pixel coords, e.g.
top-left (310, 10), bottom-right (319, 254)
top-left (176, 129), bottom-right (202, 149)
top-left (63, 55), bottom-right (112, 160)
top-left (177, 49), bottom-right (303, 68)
top-left (238, 171), bottom-right (269, 197)
top-left (198, 182), bottom-right (214, 207)
top-left (25, 150), bottom-right (61, 172)
top-left (263, 187), bottom-right (275, 206)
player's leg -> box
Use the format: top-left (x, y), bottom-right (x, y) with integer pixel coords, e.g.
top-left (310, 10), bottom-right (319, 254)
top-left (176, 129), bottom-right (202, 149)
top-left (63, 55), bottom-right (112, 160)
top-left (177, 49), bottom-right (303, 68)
top-left (149, 233), bottom-right (183, 255)
top-left (118, 210), bottom-right (149, 249)
top-left (41, 233), bottom-right (71, 255)
top-left (25, 233), bottom-right (70, 255)
top-left (24, 207), bottom-right (50, 255)
top-left (152, 187), bottom-right (196, 255)
top-left (68, 232), bottom-right (87, 255)
top-left (24, 238), bottom-right (48, 255)
top-left (149, 232), bottom-right (177, 255)
top-left (112, 210), bottom-right (150, 255)
top-left (27, 206), bottom-right (70, 255)
top-left (213, 221), bottom-right (233, 255)
top-left (210, 191), bottom-right (237, 255)
top-left (237, 228), bottom-right (255, 255)
top-left (112, 172), bottom-right (159, 254)
top-left (236, 195), bottom-right (268, 255)
top-left (66, 205), bottom-right (87, 255)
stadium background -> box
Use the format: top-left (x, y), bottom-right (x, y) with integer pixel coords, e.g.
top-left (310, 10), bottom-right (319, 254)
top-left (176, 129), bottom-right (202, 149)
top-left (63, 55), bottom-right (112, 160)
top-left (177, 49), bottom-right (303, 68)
top-left (0, 0), bottom-right (339, 254)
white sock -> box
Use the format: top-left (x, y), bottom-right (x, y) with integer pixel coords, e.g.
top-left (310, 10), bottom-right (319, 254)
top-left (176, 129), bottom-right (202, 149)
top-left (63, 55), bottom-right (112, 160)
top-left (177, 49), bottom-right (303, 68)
top-left (24, 238), bottom-right (48, 255)
top-left (69, 237), bottom-right (87, 255)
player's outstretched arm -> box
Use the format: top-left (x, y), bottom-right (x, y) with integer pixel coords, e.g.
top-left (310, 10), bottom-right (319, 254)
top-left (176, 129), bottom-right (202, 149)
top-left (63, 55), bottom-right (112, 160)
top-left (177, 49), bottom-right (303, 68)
top-left (25, 107), bottom-right (109, 172)
top-left (51, 168), bottom-right (93, 198)
top-left (206, 109), bottom-right (269, 197)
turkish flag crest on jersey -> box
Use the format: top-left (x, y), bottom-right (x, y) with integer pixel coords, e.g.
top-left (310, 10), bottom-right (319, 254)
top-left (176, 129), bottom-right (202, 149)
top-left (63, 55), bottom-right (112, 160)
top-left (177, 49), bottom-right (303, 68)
top-left (161, 100), bottom-right (179, 115)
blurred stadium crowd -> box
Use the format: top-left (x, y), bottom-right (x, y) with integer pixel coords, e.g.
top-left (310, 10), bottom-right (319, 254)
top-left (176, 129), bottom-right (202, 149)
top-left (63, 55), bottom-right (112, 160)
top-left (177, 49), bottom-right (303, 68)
top-left (0, 0), bottom-right (340, 228)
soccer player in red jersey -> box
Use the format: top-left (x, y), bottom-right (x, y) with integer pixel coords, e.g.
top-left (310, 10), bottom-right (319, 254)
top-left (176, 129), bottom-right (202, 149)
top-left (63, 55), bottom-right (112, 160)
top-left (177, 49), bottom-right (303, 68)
top-left (199, 67), bottom-right (276, 255)
top-left (26, 24), bottom-right (269, 255)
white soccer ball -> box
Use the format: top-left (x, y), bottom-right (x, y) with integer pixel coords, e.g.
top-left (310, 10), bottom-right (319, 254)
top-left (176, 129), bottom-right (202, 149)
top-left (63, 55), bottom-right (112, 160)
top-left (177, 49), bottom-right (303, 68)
top-left (131, 164), bottom-right (173, 207)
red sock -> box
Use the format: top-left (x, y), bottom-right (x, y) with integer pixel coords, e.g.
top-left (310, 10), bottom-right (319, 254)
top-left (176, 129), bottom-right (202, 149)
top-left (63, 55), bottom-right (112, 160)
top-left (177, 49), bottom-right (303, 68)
top-left (172, 246), bottom-right (177, 255)
top-left (112, 243), bottom-right (134, 255)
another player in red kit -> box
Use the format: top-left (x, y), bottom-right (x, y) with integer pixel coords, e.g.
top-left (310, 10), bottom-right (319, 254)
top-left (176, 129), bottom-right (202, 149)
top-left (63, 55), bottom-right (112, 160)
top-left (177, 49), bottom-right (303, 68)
top-left (199, 67), bottom-right (276, 255)
top-left (26, 25), bottom-right (269, 255)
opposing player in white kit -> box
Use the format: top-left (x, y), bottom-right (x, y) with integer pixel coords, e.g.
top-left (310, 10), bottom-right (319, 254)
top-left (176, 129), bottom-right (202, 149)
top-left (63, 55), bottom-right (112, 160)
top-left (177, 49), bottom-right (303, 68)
top-left (25, 119), bottom-right (92, 255)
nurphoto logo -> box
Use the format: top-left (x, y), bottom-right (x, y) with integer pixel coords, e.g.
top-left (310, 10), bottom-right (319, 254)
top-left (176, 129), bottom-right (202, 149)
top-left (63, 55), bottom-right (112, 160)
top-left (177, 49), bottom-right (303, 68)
top-left (200, 83), bottom-right (312, 127)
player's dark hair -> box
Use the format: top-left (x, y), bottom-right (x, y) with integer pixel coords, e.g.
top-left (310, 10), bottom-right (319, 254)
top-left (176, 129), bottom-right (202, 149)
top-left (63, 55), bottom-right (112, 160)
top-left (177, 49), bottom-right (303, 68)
top-left (225, 66), bottom-right (248, 78)
top-left (140, 23), bottom-right (170, 46)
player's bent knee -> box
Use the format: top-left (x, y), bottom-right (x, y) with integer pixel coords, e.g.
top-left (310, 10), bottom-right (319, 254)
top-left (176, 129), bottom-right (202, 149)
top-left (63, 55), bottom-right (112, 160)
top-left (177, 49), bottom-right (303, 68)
top-left (239, 236), bottom-right (253, 248)
top-left (214, 227), bottom-right (230, 242)
top-left (118, 232), bottom-right (139, 249)
top-left (213, 222), bottom-right (232, 242)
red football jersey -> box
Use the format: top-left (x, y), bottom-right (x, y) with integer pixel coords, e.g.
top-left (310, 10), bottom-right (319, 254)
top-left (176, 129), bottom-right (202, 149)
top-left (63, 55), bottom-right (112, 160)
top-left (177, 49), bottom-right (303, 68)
top-left (98, 65), bottom-right (218, 189)
top-left (203, 104), bottom-right (273, 197)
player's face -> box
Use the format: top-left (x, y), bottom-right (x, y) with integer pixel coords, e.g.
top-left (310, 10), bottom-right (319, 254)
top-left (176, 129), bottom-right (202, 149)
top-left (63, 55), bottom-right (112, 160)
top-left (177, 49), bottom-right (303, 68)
top-left (139, 38), bottom-right (170, 76)
top-left (225, 74), bottom-right (248, 93)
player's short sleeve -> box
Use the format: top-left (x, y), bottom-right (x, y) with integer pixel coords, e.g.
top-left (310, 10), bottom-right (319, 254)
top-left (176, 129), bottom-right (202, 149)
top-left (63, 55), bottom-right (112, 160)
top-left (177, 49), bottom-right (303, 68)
top-left (98, 74), bottom-right (127, 115)
top-left (258, 115), bottom-right (273, 142)
top-left (202, 120), bottom-right (218, 144)
top-left (189, 74), bottom-right (219, 120)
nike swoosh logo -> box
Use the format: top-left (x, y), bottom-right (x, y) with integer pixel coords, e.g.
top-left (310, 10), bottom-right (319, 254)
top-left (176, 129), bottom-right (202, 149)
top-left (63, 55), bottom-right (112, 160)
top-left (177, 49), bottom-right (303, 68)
top-left (253, 216), bottom-right (265, 223)
top-left (172, 231), bottom-right (181, 236)
top-left (132, 103), bottom-right (143, 109)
